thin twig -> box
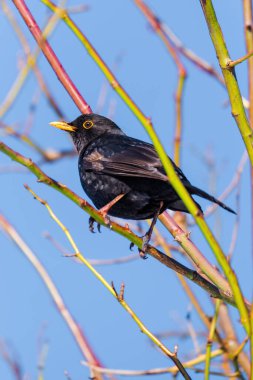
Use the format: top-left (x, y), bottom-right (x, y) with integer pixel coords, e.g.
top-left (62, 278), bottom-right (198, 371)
top-left (44, 232), bottom-right (139, 265)
top-left (1, 120), bottom-right (76, 162)
top-left (227, 50), bottom-right (253, 68)
top-left (0, 341), bottom-right (23, 380)
top-left (25, 185), bottom-right (192, 380)
top-left (82, 348), bottom-right (224, 376)
top-left (204, 300), bottom-right (221, 379)
top-left (37, 342), bottom-right (49, 380)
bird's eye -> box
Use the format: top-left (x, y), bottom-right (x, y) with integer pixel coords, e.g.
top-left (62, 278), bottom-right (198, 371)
top-left (83, 120), bottom-right (93, 129)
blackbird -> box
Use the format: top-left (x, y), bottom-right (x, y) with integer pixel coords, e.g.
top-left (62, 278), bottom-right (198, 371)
top-left (50, 114), bottom-right (235, 251)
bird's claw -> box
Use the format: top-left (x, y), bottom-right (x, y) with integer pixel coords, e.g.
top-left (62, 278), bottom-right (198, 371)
top-left (129, 240), bottom-right (148, 260)
top-left (89, 217), bottom-right (101, 233)
top-left (138, 235), bottom-right (149, 259)
top-left (89, 217), bottom-right (95, 233)
top-left (138, 248), bottom-right (148, 260)
top-left (129, 242), bottom-right (135, 251)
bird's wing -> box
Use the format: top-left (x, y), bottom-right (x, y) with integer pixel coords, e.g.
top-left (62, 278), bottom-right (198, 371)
top-left (81, 135), bottom-right (190, 183)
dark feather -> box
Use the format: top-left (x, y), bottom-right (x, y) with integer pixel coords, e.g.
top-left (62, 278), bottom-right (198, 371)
top-left (82, 134), bottom-right (188, 183)
top-left (190, 186), bottom-right (236, 214)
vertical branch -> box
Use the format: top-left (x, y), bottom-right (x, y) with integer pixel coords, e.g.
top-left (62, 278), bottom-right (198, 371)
top-left (243, 0), bottom-right (253, 260)
top-left (218, 303), bottom-right (250, 377)
top-left (242, 4), bottom-right (253, 376)
top-left (243, 1), bottom-right (253, 126)
top-left (199, 0), bottom-right (253, 166)
top-left (204, 300), bottom-right (221, 379)
top-left (174, 73), bottom-right (186, 166)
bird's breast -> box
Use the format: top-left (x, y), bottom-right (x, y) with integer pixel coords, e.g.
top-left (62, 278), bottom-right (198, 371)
top-left (79, 170), bottom-right (130, 209)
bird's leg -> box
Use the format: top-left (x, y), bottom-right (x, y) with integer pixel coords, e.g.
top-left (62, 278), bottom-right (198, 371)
top-left (89, 216), bottom-right (100, 233)
top-left (89, 193), bottom-right (126, 233)
top-left (98, 193), bottom-right (126, 224)
top-left (141, 201), bottom-right (164, 254)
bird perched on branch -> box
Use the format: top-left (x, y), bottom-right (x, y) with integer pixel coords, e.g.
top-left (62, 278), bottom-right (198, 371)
top-left (50, 114), bottom-right (235, 252)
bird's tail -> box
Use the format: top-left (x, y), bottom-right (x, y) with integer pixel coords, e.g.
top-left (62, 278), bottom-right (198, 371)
top-left (190, 186), bottom-right (236, 214)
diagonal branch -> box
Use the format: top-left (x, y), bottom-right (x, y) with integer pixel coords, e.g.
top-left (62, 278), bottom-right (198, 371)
top-left (39, 0), bottom-right (251, 335)
top-left (0, 140), bottom-right (239, 307)
top-left (12, 0), bottom-right (91, 114)
top-left (12, 0), bottom-right (250, 335)
top-left (82, 348), bottom-right (224, 376)
top-left (0, 0), bottom-right (64, 118)
top-left (24, 185), bottom-right (192, 380)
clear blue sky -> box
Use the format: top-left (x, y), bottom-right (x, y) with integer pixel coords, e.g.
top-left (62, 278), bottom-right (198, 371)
top-left (0, 1), bottom-right (251, 379)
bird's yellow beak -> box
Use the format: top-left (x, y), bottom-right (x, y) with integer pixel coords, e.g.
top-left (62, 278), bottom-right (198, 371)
top-left (50, 120), bottom-right (77, 132)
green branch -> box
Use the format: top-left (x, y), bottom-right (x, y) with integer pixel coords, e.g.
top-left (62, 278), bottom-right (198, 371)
top-left (199, 0), bottom-right (253, 167)
top-left (40, 0), bottom-right (251, 336)
top-left (0, 140), bottom-right (240, 307)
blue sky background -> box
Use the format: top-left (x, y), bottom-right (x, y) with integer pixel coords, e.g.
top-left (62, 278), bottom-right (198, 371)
top-left (0, 1), bottom-right (251, 379)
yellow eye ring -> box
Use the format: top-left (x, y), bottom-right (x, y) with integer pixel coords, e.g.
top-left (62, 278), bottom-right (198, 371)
top-left (83, 120), bottom-right (94, 129)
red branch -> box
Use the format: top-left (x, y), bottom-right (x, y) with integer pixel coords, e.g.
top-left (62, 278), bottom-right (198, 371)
top-left (13, 0), bottom-right (92, 115)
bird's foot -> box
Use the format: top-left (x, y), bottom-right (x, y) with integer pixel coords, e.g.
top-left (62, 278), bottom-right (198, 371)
top-left (89, 216), bottom-right (101, 233)
top-left (138, 248), bottom-right (148, 260)
top-left (141, 234), bottom-right (150, 252)
top-left (131, 201), bottom-right (162, 258)
top-left (90, 194), bottom-right (127, 232)
top-left (129, 239), bottom-right (148, 260)
top-left (140, 233), bottom-right (151, 259)
top-left (129, 242), bottom-right (135, 251)
top-left (98, 209), bottom-right (111, 227)
top-left (88, 213), bottom-right (112, 234)
top-left (99, 194), bottom-right (125, 218)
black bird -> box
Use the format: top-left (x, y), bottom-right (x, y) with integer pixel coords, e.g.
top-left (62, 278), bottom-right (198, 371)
top-left (50, 114), bottom-right (235, 251)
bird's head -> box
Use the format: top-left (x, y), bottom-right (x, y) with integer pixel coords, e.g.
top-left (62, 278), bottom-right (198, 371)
top-left (50, 113), bottom-right (124, 153)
